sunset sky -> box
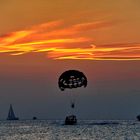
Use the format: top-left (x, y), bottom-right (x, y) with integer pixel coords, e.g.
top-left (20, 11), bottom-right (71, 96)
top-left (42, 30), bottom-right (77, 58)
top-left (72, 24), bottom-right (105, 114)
top-left (0, 0), bottom-right (140, 120)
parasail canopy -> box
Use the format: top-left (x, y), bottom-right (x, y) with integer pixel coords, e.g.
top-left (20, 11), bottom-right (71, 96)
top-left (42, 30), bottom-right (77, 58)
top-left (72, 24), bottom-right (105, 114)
top-left (58, 70), bottom-right (87, 91)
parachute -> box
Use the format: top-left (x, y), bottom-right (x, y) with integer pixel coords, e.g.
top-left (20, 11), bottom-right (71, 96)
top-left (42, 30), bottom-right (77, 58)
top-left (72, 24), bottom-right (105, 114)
top-left (58, 70), bottom-right (87, 91)
top-left (58, 70), bottom-right (87, 109)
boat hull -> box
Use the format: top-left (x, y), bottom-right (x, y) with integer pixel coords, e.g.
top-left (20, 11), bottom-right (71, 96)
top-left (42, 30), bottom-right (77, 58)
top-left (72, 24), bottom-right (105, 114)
top-left (65, 115), bottom-right (77, 125)
top-left (7, 117), bottom-right (19, 120)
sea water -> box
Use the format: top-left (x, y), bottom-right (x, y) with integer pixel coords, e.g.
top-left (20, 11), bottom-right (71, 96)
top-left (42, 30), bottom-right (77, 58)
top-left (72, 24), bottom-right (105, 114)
top-left (0, 120), bottom-right (140, 140)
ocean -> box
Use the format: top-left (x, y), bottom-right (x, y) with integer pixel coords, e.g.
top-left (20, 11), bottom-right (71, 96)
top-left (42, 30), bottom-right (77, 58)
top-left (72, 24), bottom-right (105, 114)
top-left (0, 120), bottom-right (140, 140)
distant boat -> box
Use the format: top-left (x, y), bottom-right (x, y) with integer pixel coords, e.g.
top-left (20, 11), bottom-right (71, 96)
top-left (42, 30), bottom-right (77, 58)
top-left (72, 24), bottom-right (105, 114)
top-left (65, 115), bottom-right (77, 125)
top-left (32, 116), bottom-right (37, 120)
top-left (7, 104), bottom-right (19, 120)
top-left (137, 115), bottom-right (140, 121)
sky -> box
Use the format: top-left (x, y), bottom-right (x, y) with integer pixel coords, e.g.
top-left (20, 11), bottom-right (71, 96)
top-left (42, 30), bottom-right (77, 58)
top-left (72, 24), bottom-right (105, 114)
top-left (0, 0), bottom-right (140, 120)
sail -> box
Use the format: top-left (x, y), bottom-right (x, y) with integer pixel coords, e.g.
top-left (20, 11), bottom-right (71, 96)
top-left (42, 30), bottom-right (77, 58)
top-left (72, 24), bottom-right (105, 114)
top-left (7, 104), bottom-right (19, 120)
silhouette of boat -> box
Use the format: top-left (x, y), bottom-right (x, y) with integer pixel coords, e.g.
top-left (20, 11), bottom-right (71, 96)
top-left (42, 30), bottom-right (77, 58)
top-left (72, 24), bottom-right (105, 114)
top-left (137, 115), bottom-right (140, 121)
top-left (32, 116), bottom-right (37, 120)
top-left (65, 115), bottom-right (77, 125)
top-left (7, 104), bottom-right (19, 120)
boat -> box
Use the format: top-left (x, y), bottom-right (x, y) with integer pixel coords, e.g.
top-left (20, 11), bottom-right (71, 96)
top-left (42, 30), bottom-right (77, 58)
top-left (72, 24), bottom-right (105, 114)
top-left (32, 116), bottom-right (37, 120)
top-left (7, 104), bottom-right (19, 120)
top-left (65, 115), bottom-right (77, 125)
top-left (137, 115), bottom-right (140, 121)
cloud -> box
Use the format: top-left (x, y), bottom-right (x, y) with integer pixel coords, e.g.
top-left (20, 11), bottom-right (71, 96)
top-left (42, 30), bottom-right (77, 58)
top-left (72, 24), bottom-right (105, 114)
top-left (46, 43), bottom-right (140, 60)
top-left (0, 19), bottom-right (139, 60)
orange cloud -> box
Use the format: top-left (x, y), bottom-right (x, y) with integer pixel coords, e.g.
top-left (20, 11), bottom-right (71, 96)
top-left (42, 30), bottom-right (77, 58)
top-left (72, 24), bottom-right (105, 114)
top-left (47, 44), bottom-right (140, 60)
top-left (0, 20), bottom-right (139, 60)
